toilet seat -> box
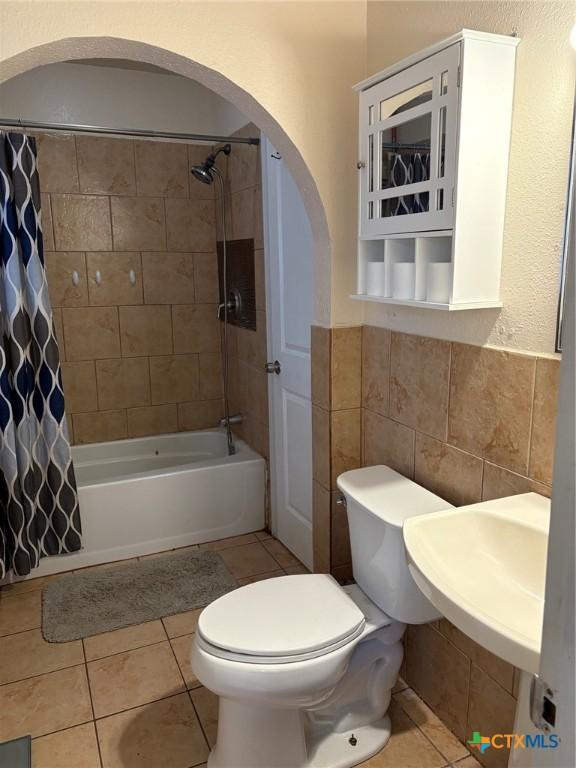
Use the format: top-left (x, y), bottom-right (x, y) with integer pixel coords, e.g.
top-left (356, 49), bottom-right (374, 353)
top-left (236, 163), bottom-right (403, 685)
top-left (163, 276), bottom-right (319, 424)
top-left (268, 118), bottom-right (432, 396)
top-left (197, 574), bottom-right (366, 664)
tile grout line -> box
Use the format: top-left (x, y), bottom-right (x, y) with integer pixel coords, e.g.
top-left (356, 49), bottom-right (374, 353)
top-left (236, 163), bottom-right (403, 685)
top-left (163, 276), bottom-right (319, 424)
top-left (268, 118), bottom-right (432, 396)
top-left (187, 690), bottom-right (212, 756)
top-left (81, 638), bottom-right (104, 768)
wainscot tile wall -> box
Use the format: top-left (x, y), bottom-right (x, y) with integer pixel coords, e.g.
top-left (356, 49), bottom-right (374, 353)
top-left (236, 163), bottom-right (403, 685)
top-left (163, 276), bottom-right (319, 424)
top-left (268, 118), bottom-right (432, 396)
top-left (311, 324), bottom-right (560, 768)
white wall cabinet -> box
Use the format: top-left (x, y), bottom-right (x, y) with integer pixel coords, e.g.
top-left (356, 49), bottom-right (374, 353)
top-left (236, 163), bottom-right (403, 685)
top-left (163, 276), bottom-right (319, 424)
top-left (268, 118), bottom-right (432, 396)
top-left (353, 30), bottom-right (520, 310)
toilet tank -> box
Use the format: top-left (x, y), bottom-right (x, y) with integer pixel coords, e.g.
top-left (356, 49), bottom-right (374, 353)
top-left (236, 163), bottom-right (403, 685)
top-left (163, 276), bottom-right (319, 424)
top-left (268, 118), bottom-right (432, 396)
top-left (337, 465), bottom-right (453, 624)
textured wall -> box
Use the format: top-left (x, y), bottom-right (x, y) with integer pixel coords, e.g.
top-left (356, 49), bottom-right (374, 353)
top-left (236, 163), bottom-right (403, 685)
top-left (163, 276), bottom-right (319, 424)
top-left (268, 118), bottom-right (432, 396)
top-left (364, 1), bottom-right (575, 353)
top-left (37, 131), bottom-right (225, 443)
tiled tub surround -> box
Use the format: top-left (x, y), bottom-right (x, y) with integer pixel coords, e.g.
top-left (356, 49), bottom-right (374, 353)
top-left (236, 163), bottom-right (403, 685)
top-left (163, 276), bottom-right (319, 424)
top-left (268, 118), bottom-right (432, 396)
top-left (0, 531), bottom-right (481, 768)
top-left (37, 130), bottom-right (263, 447)
top-left (311, 324), bottom-right (560, 768)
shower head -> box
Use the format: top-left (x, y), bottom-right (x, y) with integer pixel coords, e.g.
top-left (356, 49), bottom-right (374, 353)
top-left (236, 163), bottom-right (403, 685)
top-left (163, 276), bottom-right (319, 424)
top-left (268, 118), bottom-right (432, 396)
top-left (191, 143), bottom-right (231, 185)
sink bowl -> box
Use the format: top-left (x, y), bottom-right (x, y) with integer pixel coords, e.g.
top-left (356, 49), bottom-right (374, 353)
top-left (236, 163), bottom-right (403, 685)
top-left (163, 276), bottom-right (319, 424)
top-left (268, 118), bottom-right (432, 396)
top-left (403, 493), bottom-right (550, 673)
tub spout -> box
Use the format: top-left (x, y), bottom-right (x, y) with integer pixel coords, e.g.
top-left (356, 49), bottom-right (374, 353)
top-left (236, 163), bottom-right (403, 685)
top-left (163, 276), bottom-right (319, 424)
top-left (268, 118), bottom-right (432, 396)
top-left (219, 414), bottom-right (243, 428)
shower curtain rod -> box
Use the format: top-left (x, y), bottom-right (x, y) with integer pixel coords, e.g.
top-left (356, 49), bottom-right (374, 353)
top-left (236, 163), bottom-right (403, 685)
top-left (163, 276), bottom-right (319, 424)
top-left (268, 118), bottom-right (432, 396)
top-left (0, 118), bottom-right (260, 146)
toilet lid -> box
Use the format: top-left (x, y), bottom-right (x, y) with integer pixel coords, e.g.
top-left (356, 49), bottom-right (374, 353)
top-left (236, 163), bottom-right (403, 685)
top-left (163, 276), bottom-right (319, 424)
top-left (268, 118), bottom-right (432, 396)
top-left (197, 574), bottom-right (365, 660)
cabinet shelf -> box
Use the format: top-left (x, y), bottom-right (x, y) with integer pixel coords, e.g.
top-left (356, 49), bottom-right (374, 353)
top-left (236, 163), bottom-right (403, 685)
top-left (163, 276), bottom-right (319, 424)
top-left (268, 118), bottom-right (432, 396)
top-left (350, 294), bottom-right (502, 311)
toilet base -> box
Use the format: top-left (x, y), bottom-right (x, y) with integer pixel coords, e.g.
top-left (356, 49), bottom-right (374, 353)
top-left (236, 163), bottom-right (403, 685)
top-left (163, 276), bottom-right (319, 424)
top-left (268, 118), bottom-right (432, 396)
top-left (307, 716), bottom-right (391, 768)
top-left (206, 697), bottom-right (391, 768)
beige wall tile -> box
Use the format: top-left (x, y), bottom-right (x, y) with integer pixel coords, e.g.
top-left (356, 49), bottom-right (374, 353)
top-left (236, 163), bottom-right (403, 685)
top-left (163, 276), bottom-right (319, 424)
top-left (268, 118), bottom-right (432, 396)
top-left (166, 198), bottom-right (216, 252)
top-left (228, 143), bottom-right (259, 193)
top-left (142, 252), bottom-right (195, 304)
top-left (120, 305), bottom-right (172, 357)
top-left (0, 665), bottom-right (91, 741)
top-left (62, 307), bottom-right (120, 361)
top-left (111, 196), bottom-right (166, 251)
top-left (406, 623), bottom-right (471, 741)
top-left (73, 410), bottom-right (127, 444)
top-left (312, 406), bottom-right (330, 489)
top-left (45, 251), bottom-right (88, 307)
top-left (52, 194), bottom-right (112, 251)
top-left (467, 665), bottom-right (516, 768)
top-left (311, 326), bottom-right (331, 410)
top-left (438, 619), bottom-right (514, 693)
top-left (135, 140), bottom-right (188, 198)
top-left (237, 313), bottom-right (267, 369)
top-left (178, 400), bottom-right (224, 431)
top-left (331, 491), bottom-right (351, 567)
top-left (363, 409), bottom-right (415, 478)
top-left (482, 462), bottom-right (551, 501)
top-left (61, 361), bottom-right (98, 413)
top-left (76, 136), bottom-right (136, 196)
top-left (127, 404), bottom-right (178, 437)
top-left (529, 357), bottom-right (560, 485)
top-left (231, 187), bottom-right (259, 241)
top-left (150, 354), bottom-right (199, 404)
top-left (172, 304), bottom-right (220, 354)
top-left (449, 344), bottom-right (535, 474)
top-left (193, 252), bottom-right (219, 303)
top-left (414, 433), bottom-right (483, 507)
top-left (362, 325), bottom-right (391, 416)
top-left (239, 363), bottom-right (269, 425)
top-left (36, 133), bottom-right (79, 193)
top-left (41, 194), bottom-right (55, 251)
top-left (390, 332), bottom-right (450, 441)
top-left (53, 308), bottom-right (65, 360)
top-left (331, 408), bottom-right (361, 487)
top-left (96, 358), bottom-right (150, 410)
top-left (32, 722), bottom-right (101, 768)
top-left (331, 327), bottom-right (362, 410)
top-left (243, 416), bottom-right (270, 459)
top-left (199, 352), bottom-right (223, 400)
top-left (86, 252), bottom-right (143, 306)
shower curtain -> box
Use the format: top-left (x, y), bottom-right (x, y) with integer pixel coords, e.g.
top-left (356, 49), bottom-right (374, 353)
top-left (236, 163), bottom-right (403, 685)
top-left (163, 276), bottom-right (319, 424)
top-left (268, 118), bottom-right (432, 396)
top-left (0, 132), bottom-right (81, 578)
top-left (390, 151), bottom-right (430, 215)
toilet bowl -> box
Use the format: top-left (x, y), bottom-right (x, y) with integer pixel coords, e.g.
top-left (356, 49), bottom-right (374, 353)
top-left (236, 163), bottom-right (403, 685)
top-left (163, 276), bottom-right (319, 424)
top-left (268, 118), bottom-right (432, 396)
top-left (191, 465), bottom-right (453, 768)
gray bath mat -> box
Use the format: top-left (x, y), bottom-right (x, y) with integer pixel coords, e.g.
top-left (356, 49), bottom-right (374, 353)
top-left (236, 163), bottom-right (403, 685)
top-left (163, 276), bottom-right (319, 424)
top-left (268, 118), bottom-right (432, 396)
top-left (42, 549), bottom-right (237, 642)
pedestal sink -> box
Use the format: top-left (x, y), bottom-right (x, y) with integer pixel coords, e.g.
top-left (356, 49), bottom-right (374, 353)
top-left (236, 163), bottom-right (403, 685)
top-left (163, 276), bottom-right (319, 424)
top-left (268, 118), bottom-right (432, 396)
top-left (403, 492), bottom-right (550, 674)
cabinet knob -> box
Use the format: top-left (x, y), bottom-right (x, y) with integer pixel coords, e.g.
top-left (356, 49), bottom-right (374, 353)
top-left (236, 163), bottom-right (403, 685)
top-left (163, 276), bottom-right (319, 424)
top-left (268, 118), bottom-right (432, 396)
top-left (356, 161), bottom-right (366, 170)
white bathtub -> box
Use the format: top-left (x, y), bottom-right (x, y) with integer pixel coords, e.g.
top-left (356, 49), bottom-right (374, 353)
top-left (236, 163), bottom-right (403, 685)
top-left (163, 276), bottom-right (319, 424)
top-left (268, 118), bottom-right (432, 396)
top-left (28, 430), bottom-right (266, 577)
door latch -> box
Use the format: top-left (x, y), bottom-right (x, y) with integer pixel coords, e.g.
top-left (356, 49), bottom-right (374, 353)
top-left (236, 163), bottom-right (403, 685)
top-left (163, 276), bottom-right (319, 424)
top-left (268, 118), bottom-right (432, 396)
top-left (264, 360), bottom-right (281, 375)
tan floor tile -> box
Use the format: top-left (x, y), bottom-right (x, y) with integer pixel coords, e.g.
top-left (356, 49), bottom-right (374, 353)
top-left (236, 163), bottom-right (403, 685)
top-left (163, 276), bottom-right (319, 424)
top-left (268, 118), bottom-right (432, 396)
top-left (394, 687), bottom-right (469, 763)
top-left (0, 590), bottom-right (41, 637)
top-left (283, 565), bottom-right (309, 575)
top-left (199, 533), bottom-right (258, 550)
top-left (163, 608), bottom-right (202, 639)
top-left (171, 633), bottom-right (200, 689)
top-left (237, 570), bottom-right (285, 585)
top-left (359, 701), bottom-right (446, 768)
top-left (32, 722), bottom-right (101, 768)
top-left (262, 538), bottom-right (302, 569)
top-left (190, 687), bottom-right (219, 747)
top-left (454, 757), bottom-right (481, 768)
top-left (1, 572), bottom-right (61, 597)
top-left (96, 693), bottom-right (209, 768)
top-left (0, 665), bottom-right (92, 740)
top-left (84, 620), bottom-right (167, 662)
top-left (0, 629), bottom-right (84, 685)
top-left (392, 676), bottom-right (409, 694)
top-left (254, 530), bottom-right (272, 541)
top-left (218, 542), bottom-right (278, 580)
top-left (74, 557), bottom-right (138, 574)
top-left (87, 641), bottom-right (185, 718)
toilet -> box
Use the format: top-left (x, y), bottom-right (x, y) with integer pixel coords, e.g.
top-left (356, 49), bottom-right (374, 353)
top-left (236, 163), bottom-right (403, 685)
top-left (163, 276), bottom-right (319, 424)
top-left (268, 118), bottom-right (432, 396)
top-left (191, 465), bottom-right (453, 768)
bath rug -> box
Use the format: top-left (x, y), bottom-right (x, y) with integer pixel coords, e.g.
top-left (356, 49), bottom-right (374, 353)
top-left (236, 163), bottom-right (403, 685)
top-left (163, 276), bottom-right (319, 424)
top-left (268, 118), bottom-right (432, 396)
top-left (42, 549), bottom-right (238, 642)
top-left (0, 736), bottom-right (31, 768)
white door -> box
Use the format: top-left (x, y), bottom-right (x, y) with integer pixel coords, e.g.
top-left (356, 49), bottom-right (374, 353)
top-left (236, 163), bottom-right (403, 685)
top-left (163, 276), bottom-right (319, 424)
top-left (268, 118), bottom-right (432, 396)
top-left (262, 138), bottom-right (314, 569)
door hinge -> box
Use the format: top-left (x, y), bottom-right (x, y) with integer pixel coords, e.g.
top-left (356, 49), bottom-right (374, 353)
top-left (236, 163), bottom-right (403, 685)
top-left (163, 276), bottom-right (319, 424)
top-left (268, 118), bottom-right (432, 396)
top-left (451, 188), bottom-right (455, 208)
top-left (530, 675), bottom-right (557, 732)
top-left (456, 65), bottom-right (461, 88)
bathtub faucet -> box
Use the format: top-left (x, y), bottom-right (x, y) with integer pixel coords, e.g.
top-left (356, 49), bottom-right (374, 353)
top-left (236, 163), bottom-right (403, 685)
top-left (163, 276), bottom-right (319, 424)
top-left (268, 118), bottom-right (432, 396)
top-left (219, 414), bottom-right (243, 428)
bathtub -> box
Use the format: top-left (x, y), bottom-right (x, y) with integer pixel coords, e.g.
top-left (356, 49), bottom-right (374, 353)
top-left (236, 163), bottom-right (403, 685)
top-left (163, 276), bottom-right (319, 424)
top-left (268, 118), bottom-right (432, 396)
top-left (27, 430), bottom-right (266, 577)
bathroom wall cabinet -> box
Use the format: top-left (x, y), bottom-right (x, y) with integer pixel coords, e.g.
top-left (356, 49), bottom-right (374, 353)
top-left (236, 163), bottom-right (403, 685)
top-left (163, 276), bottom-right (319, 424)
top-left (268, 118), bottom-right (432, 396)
top-left (353, 29), bottom-right (520, 310)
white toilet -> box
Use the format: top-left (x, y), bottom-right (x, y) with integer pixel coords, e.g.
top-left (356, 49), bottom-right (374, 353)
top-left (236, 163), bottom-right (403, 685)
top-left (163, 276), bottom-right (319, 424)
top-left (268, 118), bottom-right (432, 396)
top-left (191, 465), bottom-right (453, 768)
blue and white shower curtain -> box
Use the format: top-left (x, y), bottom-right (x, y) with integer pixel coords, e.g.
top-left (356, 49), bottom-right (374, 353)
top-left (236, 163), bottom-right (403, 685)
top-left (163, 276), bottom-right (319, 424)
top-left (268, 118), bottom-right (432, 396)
top-left (390, 152), bottom-right (430, 215)
top-left (0, 132), bottom-right (81, 578)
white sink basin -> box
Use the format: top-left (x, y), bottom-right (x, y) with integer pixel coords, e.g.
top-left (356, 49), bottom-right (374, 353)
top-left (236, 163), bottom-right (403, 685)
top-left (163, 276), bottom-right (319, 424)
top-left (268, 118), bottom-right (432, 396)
top-left (403, 493), bottom-right (550, 673)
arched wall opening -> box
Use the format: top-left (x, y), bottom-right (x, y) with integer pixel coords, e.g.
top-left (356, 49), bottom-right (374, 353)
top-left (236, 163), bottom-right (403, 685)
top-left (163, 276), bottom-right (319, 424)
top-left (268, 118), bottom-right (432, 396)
top-left (0, 35), bottom-right (333, 324)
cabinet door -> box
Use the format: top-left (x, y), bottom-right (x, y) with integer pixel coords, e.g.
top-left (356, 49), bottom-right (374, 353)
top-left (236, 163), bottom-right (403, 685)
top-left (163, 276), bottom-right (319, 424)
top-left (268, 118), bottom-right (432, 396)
top-left (359, 43), bottom-right (460, 237)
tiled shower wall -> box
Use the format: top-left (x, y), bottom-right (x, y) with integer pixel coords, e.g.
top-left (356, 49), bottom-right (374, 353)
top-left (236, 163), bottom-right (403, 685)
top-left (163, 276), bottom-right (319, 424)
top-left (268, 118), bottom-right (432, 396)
top-left (311, 324), bottom-right (560, 768)
top-left (38, 129), bottom-right (266, 452)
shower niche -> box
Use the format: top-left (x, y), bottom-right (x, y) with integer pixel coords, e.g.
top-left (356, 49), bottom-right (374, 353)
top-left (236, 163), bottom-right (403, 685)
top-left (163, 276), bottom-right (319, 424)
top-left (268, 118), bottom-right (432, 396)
top-left (217, 238), bottom-right (257, 330)
top-left (353, 29), bottom-right (519, 310)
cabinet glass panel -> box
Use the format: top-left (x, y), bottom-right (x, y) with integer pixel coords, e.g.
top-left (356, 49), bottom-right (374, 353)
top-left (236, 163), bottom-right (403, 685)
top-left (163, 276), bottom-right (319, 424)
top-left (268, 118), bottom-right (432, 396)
top-left (368, 104), bottom-right (375, 126)
top-left (438, 106), bottom-right (447, 178)
top-left (440, 70), bottom-right (449, 95)
top-left (379, 78), bottom-right (433, 120)
top-left (380, 194), bottom-right (429, 218)
top-left (368, 133), bottom-right (374, 192)
top-left (380, 112), bottom-right (431, 190)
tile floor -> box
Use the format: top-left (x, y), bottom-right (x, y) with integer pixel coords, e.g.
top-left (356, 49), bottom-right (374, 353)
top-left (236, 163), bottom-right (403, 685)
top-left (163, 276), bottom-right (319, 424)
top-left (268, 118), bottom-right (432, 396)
top-left (0, 531), bottom-right (480, 768)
